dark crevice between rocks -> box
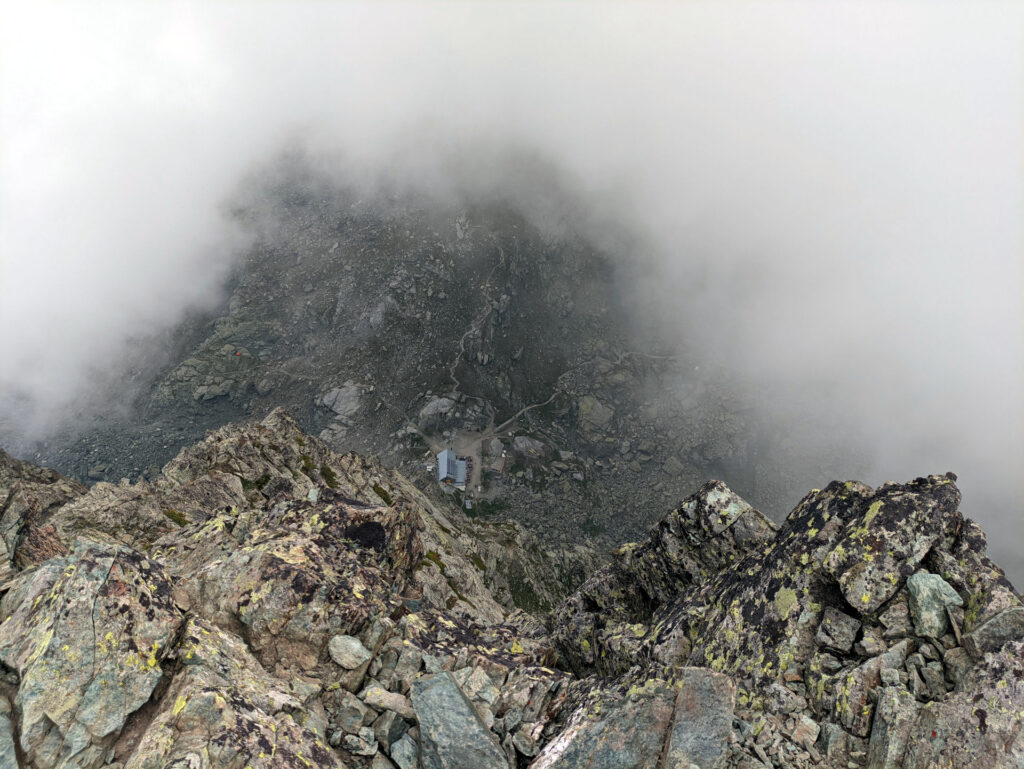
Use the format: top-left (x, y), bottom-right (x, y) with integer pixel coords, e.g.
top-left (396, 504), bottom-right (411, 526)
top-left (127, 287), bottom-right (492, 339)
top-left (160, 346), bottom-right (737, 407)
top-left (110, 610), bottom-right (191, 765)
top-left (1, 665), bottom-right (27, 769)
top-left (655, 687), bottom-right (682, 769)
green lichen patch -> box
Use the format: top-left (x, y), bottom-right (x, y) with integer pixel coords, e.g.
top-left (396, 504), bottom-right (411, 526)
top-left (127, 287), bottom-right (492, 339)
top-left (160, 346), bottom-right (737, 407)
top-left (372, 483), bottom-right (394, 505)
top-left (320, 465), bottom-right (339, 489)
top-left (163, 508), bottom-right (188, 527)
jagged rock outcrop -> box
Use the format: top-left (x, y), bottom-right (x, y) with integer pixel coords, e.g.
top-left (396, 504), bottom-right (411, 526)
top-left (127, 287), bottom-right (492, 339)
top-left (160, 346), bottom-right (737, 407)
top-left (0, 411), bottom-right (1020, 768)
top-left (550, 474), bottom-right (1024, 767)
top-left (0, 450), bottom-right (87, 580)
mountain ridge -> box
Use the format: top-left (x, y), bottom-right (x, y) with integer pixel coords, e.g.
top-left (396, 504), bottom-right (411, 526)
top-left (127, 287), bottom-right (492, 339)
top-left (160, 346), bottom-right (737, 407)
top-left (0, 408), bottom-right (1020, 768)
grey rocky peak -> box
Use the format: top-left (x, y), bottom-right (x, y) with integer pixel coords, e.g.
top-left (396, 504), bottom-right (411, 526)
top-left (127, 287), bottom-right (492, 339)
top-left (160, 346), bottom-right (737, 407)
top-left (25, 172), bottom-right (859, 574)
top-left (0, 412), bottom-right (1019, 767)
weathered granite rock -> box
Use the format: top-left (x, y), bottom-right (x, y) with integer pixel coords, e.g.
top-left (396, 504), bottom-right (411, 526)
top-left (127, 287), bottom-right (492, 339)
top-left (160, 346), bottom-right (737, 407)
top-left (410, 672), bottom-right (508, 769)
top-left (665, 668), bottom-right (735, 769)
top-left (0, 539), bottom-right (183, 769)
top-left (372, 708), bottom-right (409, 750)
top-left (529, 670), bottom-right (734, 769)
top-left (816, 607), bottom-right (861, 653)
top-left (897, 641), bottom-right (1024, 768)
top-left (124, 617), bottom-right (342, 769)
top-left (529, 682), bottom-right (677, 769)
top-left (331, 634), bottom-right (374, 669)
top-left (364, 685), bottom-right (415, 720)
top-left (0, 448), bottom-right (87, 578)
top-left (867, 686), bottom-right (919, 769)
top-left (0, 696), bottom-right (18, 769)
top-left (821, 477), bottom-right (961, 613)
top-left (963, 607), bottom-right (1024, 659)
top-left (907, 571), bottom-right (963, 638)
top-left (551, 480), bottom-right (776, 677)
top-left (390, 733), bottom-right (418, 769)
top-left (577, 395), bottom-right (614, 436)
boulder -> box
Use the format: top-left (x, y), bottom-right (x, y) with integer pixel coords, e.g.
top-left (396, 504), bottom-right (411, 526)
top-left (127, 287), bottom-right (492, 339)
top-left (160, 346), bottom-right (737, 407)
top-left (390, 733), bottom-right (418, 769)
top-left (963, 607), bottom-right (1024, 659)
top-left (0, 697), bottom-right (18, 769)
top-left (578, 395), bottom-right (614, 436)
top-left (0, 540), bottom-right (183, 769)
top-left (822, 477), bottom-right (961, 613)
top-left (867, 686), bottom-right (919, 769)
top-left (906, 572), bottom-right (963, 638)
top-left (331, 634), bottom-right (374, 669)
top-left (320, 381), bottom-right (362, 417)
top-left (364, 685), bottom-right (415, 720)
top-left (816, 607), bottom-right (861, 653)
top-left (410, 672), bottom-right (508, 769)
top-left (529, 683), bottom-right (676, 769)
top-left (665, 668), bottom-right (735, 769)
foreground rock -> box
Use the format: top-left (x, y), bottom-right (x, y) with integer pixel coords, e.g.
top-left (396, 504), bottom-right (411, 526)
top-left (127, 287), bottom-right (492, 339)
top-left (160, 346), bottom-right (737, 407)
top-left (550, 474), bottom-right (1024, 766)
top-left (0, 411), bottom-right (1019, 768)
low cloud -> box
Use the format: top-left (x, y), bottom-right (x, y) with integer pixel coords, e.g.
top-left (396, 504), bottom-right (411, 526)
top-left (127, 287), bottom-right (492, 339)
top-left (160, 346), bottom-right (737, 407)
top-left (1, 1), bottom-right (1020, 577)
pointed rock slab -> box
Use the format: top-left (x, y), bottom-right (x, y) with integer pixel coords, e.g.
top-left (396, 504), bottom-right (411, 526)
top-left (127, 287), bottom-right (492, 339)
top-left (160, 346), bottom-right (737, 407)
top-left (0, 539), bottom-right (183, 769)
top-left (410, 672), bottom-right (508, 769)
top-left (666, 667), bottom-right (735, 769)
top-left (867, 686), bottom-right (919, 769)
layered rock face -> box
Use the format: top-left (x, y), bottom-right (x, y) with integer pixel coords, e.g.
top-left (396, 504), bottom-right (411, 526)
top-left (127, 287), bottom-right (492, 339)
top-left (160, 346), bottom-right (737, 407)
top-left (0, 411), bottom-right (1021, 768)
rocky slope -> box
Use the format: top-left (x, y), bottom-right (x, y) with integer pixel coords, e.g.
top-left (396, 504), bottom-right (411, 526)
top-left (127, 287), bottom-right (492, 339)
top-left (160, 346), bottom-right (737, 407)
top-left (0, 410), bottom-right (1021, 768)
top-left (22, 156), bottom-right (855, 561)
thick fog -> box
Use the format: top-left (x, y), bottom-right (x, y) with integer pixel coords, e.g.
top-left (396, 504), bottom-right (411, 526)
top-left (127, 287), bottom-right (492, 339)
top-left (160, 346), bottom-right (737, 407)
top-left (1, 2), bottom-right (1021, 580)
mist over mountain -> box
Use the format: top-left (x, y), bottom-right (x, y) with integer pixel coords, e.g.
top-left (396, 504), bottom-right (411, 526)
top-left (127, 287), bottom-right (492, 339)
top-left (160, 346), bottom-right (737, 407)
top-left (1, 2), bottom-right (1021, 583)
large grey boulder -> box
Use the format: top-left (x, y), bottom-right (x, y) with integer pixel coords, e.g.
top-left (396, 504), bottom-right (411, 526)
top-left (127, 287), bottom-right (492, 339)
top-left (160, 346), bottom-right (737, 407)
top-left (822, 478), bottom-right (961, 613)
top-left (906, 571), bottom-right (962, 637)
top-left (319, 381), bottom-right (362, 417)
top-left (410, 672), bottom-right (508, 769)
top-left (577, 395), bottom-right (614, 438)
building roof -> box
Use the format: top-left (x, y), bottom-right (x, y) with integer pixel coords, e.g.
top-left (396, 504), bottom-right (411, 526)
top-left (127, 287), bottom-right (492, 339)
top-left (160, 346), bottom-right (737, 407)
top-left (437, 449), bottom-right (467, 485)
